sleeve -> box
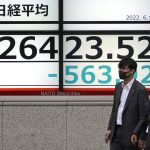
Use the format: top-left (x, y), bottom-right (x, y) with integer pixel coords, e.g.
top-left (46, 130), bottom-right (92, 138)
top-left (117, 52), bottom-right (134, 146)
top-left (132, 88), bottom-right (150, 136)
top-left (139, 103), bottom-right (150, 140)
top-left (139, 125), bottom-right (149, 140)
top-left (107, 85), bottom-right (117, 130)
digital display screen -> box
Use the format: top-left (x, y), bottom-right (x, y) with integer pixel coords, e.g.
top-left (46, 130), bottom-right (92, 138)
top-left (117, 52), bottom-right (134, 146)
top-left (0, 34), bottom-right (59, 87)
top-left (64, 0), bottom-right (150, 21)
top-left (0, 0), bottom-right (149, 95)
top-left (63, 34), bottom-right (150, 94)
top-left (0, 0), bottom-right (58, 31)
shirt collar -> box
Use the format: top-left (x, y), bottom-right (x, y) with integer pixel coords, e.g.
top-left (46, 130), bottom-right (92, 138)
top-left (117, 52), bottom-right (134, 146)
top-left (122, 78), bottom-right (134, 90)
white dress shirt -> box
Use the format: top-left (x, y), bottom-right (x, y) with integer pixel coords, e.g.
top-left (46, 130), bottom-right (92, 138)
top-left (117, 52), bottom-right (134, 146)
top-left (116, 78), bottom-right (134, 125)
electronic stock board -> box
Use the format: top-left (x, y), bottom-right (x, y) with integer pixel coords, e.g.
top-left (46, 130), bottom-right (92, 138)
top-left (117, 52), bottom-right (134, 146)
top-left (0, 0), bottom-right (149, 95)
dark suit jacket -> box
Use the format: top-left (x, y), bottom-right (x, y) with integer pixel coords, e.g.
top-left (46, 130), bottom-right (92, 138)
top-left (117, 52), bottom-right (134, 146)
top-left (108, 79), bottom-right (149, 146)
top-left (146, 125), bottom-right (150, 148)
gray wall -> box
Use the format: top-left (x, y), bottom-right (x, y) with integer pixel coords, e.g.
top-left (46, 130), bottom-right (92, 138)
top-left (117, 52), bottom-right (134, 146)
top-left (0, 96), bottom-right (113, 150)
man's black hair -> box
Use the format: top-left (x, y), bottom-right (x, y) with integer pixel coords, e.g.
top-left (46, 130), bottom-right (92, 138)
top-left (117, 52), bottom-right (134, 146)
top-left (118, 58), bottom-right (137, 74)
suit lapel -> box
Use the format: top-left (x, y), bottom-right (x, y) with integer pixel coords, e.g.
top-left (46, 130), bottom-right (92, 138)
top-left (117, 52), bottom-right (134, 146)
top-left (122, 80), bottom-right (137, 114)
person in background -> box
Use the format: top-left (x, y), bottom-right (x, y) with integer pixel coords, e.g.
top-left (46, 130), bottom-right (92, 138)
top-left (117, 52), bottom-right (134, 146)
top-left (104, 57), bottom-right (149, 150)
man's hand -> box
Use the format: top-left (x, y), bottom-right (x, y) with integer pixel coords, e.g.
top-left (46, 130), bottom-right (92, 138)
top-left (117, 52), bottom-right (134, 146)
top-left (138, 139), bottom-right (145, 149)
top-left (104, 130), bottom-right (111, 144)
top-left (131, 134), bottom-right (138, 145)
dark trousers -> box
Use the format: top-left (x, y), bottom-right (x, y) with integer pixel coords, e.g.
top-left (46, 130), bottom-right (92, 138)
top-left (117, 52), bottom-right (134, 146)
top-left (110, 125), bottom-right (138, 150)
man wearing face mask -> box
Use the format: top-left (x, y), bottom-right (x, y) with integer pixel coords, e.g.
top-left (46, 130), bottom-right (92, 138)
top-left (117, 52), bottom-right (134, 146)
top-left (104, 58), bottom-right (149, 150)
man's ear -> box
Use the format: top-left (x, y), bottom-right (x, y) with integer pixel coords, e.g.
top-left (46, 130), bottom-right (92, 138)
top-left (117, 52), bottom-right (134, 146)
top-left (131, 69), bottom-right (135, 75)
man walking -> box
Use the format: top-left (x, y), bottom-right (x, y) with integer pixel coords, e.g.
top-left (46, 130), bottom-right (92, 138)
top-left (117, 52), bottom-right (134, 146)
top-left (104, 58), bottom-right (149, 150)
